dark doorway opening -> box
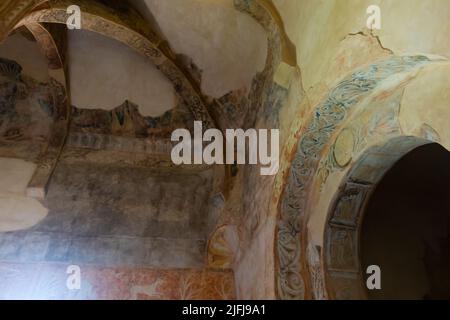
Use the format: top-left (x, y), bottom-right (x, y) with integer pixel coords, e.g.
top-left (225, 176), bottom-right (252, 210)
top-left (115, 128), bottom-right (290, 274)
top-left (361, 143), bottom-right (450, 300)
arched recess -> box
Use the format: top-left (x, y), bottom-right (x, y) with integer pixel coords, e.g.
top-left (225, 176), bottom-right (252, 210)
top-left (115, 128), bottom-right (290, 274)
top-left (0, 0), bottom-right (46, 41)
top-left (232, 0), bottom-right (297, 126)
top-left (17, 0), bottom-right (215, 128)
top-left (2, 0), bottom-right (220, 195)
top-left (276, 54), bottom-right (450, 300)
top-left (308, 59), bottom-right (450, 300)
top-left (0, 12), bottom-right (70, 199)
top-left (206, 0), bottom-right (297, 272)
top-left (323, 136), bottom-right (436, 299)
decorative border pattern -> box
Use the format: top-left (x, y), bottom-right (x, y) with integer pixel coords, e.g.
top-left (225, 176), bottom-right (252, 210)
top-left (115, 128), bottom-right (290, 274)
top-left (19, 0), bottom-right (215, 128)
top-left (276, 56), bottom-right (432, 299)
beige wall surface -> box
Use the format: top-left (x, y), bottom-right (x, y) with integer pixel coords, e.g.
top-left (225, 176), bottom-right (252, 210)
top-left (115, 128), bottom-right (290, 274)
top-left (68, 29), bottom-right (177, 117)
top-left (139, 0), bottom-right (268, 98)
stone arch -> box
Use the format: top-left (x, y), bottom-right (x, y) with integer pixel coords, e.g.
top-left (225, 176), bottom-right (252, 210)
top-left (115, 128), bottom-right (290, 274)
top-left (204, 0), bottom-right (298, 284)
top-left (276, 54), bottom-right (450, 299)
top-left (305, 59), bottom-right (450, 300)
top-left (21, 23), bottom-right (70, 198)
top-left (17, 0), bottom-right (215, 128)
top-left (232, 0), bottom-right (298, 127)
top-left (0, 17), bottom-right (70, 199)
top-left (323, 136), bottom-right (436, 299)
top-left (235, 0), bottom-right (297, 67)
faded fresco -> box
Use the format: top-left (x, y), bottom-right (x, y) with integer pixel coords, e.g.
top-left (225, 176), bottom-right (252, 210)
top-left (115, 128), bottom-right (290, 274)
top-left (1, 0), bottom-right (450, 301)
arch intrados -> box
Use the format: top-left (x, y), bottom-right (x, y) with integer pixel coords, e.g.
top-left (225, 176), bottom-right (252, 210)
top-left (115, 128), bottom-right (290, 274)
top-left (323, 136), bottom-right (445, 299)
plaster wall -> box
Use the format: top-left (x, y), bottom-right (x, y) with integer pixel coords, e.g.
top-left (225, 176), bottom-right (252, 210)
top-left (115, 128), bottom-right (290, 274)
top-left (0, 262), bottom-right (235, 300)
top-left (278, 1), bottom-right (450, 240)
top-left (0, 35), bottom-right (51, 233)
top-left (0, 32), bottom-right (49, 83)
top-left (68, 29), bottom-right (176, 117)
top-left (273, 0), bottom-right (450, 99)
top-left (235, 0), bottom-right (450, 300)
top-left (0, 158), bottom-right (214, 269)
top-left (361, 144), bottom-right (450, 300)
top-left (139, 0), bottom-right (268, 98)
top-left (400, 63), bottom-right (450, 143)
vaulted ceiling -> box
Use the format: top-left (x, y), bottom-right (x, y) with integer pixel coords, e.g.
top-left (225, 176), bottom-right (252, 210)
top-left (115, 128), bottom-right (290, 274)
top-left (14, 0), bottom-right (269, 128)
top-left (0, 0), bottom-right (282, 269)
